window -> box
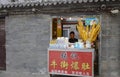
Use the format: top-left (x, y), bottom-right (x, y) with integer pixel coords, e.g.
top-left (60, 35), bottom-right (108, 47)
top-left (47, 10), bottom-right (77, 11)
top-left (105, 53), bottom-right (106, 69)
top-left (51, 16), bottom-right (100, 75)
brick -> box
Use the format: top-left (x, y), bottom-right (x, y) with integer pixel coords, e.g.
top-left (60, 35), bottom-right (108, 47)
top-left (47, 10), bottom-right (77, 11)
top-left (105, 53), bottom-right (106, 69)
top-left (107, 47), bottom-right (119, 57)
top-left (109, 71), bottom-right (119, 77)
top-left (100, 61), bottom-right (108, 71)
top-left (108, 61), bottom-right (119, 71)
top-left (5, 14), bottom-right (50, 73)
top-left (2, 12), bottom-right (120, 77)
top-left (101, 47), bottom-right (108, 59)
top-left (100, 73), bottom-right (108, 77)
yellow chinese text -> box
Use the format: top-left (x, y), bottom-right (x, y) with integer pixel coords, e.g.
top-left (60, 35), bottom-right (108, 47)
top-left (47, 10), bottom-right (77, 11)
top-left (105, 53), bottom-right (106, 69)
top-left (60, 61), bottom-right (68, 69)
top-left (71, 61), bottom-right (79, 70)
top-left (50, 60), bottom-right (57, 68)
top-left (81, 63), bottom-right (90, 71)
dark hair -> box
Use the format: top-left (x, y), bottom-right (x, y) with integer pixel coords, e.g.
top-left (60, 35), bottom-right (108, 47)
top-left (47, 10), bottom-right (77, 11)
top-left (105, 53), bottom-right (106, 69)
top-left (70, 31), bottom-right (75, 34)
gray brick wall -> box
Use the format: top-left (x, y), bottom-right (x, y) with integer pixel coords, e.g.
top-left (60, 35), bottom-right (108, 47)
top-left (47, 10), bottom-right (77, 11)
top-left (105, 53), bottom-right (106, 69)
top-left (100, 13), bottom-right (120, 77)
top-left (0, 13), bottom-right (119, 77)
top-left (3, 14), bottom-right (51, 76)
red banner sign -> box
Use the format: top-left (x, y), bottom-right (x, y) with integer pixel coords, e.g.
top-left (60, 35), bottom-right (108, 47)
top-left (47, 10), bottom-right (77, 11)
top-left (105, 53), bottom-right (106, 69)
top-left (48, 49), bottom-right (94, 77)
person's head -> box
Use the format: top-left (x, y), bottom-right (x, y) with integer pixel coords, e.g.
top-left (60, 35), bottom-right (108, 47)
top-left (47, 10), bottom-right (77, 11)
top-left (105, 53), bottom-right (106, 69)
top-left (70, 31), bottom-right (75, 39)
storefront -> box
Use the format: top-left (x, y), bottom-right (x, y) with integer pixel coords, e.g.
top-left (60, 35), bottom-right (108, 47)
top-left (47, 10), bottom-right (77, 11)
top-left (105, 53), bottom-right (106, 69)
top-left (48, 16), bottom-right (101, 77)
top-left (0, 0), bottom-right (119, 77)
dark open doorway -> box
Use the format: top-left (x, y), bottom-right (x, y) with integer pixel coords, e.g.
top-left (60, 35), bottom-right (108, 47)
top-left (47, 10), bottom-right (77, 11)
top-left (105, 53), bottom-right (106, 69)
top-left (0, 17), bottom-right (6, 70)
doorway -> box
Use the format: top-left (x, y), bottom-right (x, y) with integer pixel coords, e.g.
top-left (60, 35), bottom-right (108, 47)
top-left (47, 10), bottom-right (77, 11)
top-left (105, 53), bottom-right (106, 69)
top-left (0, 17), bottom-right (6, 70)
